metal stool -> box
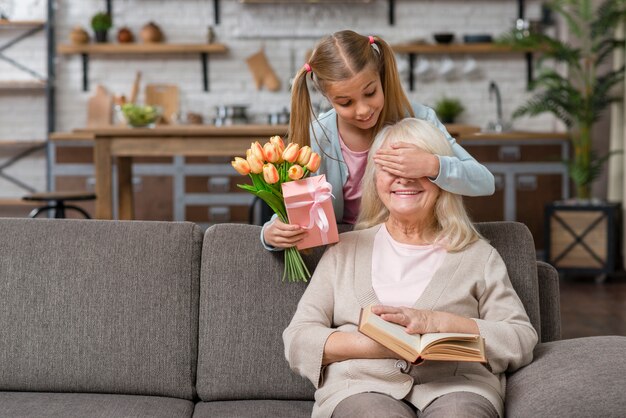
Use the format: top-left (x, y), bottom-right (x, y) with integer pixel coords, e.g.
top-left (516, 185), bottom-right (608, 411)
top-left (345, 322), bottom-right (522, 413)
top-left (22, 191), bottom-right (96, 219)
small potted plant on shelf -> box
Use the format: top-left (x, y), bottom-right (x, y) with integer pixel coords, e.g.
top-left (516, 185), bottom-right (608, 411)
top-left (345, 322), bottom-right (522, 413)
top-left (433, 96), bottom-right (465, 124)
top-left (91, 12), bottom-right (112, 43)
top-left (500, 0), bottom-right (626, 277)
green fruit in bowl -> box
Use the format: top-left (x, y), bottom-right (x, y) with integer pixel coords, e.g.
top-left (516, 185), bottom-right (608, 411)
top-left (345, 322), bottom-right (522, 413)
top-left (121, 103), bottom-right (162, 127)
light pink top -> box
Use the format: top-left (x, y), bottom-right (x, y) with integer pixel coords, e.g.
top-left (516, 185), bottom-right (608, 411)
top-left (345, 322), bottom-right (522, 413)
top-left (372, 224), bottom-right (447, 307)
top-left (339, 134), bottom-right (369, 224)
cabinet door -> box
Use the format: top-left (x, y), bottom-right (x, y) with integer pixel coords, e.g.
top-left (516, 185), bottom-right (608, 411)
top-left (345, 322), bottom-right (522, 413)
top-left (460, 141), bottom-right (568, 250)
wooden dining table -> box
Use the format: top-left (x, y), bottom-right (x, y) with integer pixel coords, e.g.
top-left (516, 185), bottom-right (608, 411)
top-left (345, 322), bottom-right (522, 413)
top-left (58, 123), bottom-right (480, 220)
top-left (71, 125), bottom-right (289, 219)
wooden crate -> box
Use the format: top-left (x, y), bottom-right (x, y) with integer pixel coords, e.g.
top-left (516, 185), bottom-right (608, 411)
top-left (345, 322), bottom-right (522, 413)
top-left (545, 202), bottom-right (621, 275)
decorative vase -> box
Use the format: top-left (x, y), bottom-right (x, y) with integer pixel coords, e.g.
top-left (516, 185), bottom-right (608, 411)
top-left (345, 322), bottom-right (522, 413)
top-left (117, 27), bottom-right (134, 43)
top-left (70, 26), bottom-right (90, 44)
top-left (140, 22), bottom-right (164, 43)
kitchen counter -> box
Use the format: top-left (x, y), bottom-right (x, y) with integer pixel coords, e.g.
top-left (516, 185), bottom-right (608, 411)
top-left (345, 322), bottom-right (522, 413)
top-left (458, 131), bottom-right (569, 141)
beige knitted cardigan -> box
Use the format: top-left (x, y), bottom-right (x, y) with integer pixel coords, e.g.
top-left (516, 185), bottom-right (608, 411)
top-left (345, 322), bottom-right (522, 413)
top-left (283, 225), bottom-right (538, 418)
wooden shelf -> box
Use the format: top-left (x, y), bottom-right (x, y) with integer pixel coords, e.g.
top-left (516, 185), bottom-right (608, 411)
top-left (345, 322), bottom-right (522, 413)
top-left (57, 43), bottom-right (228, 92)
top-left (0, 80), bottom-right (46, 91)
top-left (392, 42), bottom-right (538, 91)
top-left (57, 42), bottom-right (228, 55)
top-left (0, 139), bottom-right (46, 148)
top-left (0, 19), bottom-right (45, 28)
top-left (392, 43), bottom-right (531, 55)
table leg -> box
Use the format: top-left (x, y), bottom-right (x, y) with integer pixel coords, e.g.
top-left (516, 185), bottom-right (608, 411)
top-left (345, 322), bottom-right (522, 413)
top-left (117, 156), bottom-right (134, 220)
top-left (94, 139), bottom-right (113, 219)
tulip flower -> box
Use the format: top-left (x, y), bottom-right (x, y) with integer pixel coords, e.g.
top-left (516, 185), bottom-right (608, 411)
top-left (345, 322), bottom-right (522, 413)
top-left (288, 164), bottom-right (305, 180)
top-left (297, 146), bottom-right (312, 166)
top-left (282, 142), bottom-right (300, 163)
top-left (250, 141), bottom-right (265, 162)
top-left (231, 157), bottom-right (251, 175)
top-left (247, 153), bottom-right (264, 174)
top-left (306, 152), bottom-right (321, 172)
top-left (263, 142), bottom-right (280, 163)
top-left (263, 163), bottom-right (280, 184)
top-left (269, 135), bottom-right (285, 154)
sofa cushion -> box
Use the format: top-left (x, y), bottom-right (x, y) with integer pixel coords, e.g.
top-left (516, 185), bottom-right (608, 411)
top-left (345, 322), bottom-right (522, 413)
top-left (197, 224), bottom-right (326, 401)
top-left (506, 336), bottom-right (626, 417)
top-left (0, 219), bottom-right (203, 399)
top-left (193, 400), bottom-right (313, 418)
top-left (0, 392), bottom-right (194, 418)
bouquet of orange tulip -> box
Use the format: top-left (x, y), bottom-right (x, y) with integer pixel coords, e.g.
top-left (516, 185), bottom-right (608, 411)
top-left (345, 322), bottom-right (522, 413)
top-left (231, 135), bottom-right (322, 282)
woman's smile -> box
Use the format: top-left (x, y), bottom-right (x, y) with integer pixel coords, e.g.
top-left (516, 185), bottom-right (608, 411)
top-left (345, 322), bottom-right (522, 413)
top-left (391, 188), bottom-right (423, 197)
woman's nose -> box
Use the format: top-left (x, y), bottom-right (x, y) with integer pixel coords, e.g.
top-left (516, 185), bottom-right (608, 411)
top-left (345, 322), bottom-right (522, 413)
top-left (395, 177), bottom-right (414, 184)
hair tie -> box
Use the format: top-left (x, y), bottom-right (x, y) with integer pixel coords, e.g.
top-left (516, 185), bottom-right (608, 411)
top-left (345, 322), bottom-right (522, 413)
top-left (368, 35), bottom-right (375, 44)
top-left (303, 63), bottom-right (312, 73)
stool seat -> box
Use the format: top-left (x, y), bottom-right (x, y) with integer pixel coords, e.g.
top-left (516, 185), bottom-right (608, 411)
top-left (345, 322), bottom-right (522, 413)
top-left (22, 191), bottom-right (96, 219)
top-left (23, 191), bottom-right (96, 202)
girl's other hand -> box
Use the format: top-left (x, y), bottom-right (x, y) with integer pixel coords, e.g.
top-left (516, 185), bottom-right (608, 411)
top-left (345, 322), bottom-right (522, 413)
top-left (263, 218), bottom-right (308, 248)
top-left (373, 141), bottom-right (440, 180)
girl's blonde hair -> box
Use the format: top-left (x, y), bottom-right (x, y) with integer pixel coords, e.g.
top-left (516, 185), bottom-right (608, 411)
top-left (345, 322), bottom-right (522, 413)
top-left (355, 118), bottom-right (482, 252)
top-left (289, 30), bottom-right (413, 148)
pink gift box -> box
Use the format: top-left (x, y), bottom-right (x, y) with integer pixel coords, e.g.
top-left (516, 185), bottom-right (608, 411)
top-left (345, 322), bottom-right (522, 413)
top-left (282, 174), bottom-right (339, 250)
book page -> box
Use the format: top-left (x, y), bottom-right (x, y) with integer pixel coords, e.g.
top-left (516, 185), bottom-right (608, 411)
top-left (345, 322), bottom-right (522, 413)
top-left (361, 307), bottom-right (422, 351)
top-left (420, 333), bottom-right (480, 352)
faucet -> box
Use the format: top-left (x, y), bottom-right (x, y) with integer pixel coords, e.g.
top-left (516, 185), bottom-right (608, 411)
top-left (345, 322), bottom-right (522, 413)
top-left (487, 81), bottom-right (508, 132)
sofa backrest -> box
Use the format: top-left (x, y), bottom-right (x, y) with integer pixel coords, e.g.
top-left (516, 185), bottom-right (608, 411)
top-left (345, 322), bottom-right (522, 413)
top-left (0, 218), bottom-right (203, 400)
top-left (196, 223), bottom-right (320, 401)
top-left (196, 221), bottom-right (552, 402)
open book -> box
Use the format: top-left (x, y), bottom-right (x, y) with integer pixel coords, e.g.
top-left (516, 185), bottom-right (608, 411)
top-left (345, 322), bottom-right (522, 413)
top-left (358, 305), bottom-right (487, 364)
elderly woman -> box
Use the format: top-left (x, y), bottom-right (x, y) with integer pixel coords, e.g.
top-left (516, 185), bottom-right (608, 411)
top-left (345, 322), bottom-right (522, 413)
top-left (283, 118), bottom-right (538, 418)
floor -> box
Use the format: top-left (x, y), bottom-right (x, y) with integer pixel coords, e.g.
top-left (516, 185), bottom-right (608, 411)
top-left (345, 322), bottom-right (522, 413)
top-left (559, 272), bottom-right (626, 339)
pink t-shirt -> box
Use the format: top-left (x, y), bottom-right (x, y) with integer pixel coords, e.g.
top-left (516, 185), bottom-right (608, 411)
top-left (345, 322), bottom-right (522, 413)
top-left (372, 224), bottom-right (447, 307)
top-left (339, 134), bottom-right (369, 224)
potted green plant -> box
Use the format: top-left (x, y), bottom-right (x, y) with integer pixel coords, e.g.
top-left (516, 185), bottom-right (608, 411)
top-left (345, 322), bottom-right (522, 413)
top-left (91, 12), bottom-right (112, 43)
top-left (500, 0), bottom-right (626, 276)
top-left (501, 0), bottom-right (625, 200)
top-left (433, 96), bottom-right (465, 124)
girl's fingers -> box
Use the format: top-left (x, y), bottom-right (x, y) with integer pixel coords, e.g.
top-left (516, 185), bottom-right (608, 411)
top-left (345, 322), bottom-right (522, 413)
top-left (390, 141), bottom-right (417, 150)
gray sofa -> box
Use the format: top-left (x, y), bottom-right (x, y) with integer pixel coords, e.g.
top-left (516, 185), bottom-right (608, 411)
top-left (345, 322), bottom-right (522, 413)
top-left (1, 218), bottom-right (625, 417)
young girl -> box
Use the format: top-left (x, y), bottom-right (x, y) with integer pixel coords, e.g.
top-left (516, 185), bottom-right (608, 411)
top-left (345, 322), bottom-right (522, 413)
top-left (262, 30), bottom-right (494, 249)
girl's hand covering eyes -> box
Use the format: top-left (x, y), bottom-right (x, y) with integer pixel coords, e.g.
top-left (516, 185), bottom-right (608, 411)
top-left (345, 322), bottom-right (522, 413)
top-left (373, 141), bottom-right (440, 180)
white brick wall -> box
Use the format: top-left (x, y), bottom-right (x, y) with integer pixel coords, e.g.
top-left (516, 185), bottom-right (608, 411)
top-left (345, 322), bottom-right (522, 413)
top-left (1, 0), bottom-right (558, 198)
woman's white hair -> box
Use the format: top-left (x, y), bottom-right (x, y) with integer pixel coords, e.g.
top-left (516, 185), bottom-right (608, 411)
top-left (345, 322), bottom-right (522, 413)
top-left (355, 118), bottom-right (482, 252)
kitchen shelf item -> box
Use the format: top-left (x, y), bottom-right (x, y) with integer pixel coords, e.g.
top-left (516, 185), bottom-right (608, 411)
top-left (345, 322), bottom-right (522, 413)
top-left (433, 32), bottom-right (455, 44)
top-left (145, 84), bottom-right (179, 124)
top-left (392, 43), bottom-right (537, 91)
top-left (57, 43), bottom-right (228, 91)
top-left (463, 34), bottom-right (493, 43)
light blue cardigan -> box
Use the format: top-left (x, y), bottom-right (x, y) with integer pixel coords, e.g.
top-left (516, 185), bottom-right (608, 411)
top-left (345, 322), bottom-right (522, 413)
top-left (261, 103), bottom-right (495, 249)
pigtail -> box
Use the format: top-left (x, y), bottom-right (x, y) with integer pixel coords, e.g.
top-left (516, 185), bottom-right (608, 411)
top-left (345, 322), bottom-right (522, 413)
top-left (288, 67), bottom-right (314, 147)
top-left (372, 37), bottom-right (414, 134)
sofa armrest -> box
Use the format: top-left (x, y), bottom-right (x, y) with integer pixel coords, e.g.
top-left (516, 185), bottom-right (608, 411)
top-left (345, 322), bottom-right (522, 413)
top-left (506, 336), bottom-right (626, 417)
top-left (536, 261), bottom-right (561, 342)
